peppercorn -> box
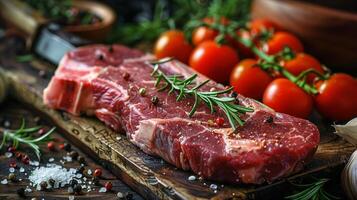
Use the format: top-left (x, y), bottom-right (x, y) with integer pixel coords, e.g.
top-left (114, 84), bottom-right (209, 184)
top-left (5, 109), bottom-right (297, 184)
top-left (9, 161), bottom-right (17, 168)
top-left (69, 151), bottom-right (79, 160)
top-left (69, 179), bottom-right (78, 187)
top-left (73, 184), bottom-right (82, 194)
top-left (123, 72), bottom-right (130, 81)
top-left (104, 181), bottom-right (113, 191)
top-left (97, 54), bottom-right (104, 60)
top-left (17, 188), bottom-right (25, 197)
top-left (21, 155), bottom-right (29, 165)
top-left (40, 181), bottom-right (48, 190)
top-left (64, 143), bottom-right (71, 152)
top-left (215, 117), bottom-right (225, 126)
top-left (7, 146), bottom-right (16, 152)
top-left (151, 96), bottom-right (159, 105)
top-left (265, 116), bottom-right (274, 123)
top-left (138, 88), bottom-right (146, 96)
top-left (15, 152), bottom-right (23, 160)
top-left (8, 173), bottom-right (16, 181)
top-left (125, 192), bottom-right (134, 200)
top-left (47, 142), bottom-right (55, 151)
top-left (93, 168), bottom-right (102, 177)
top-left (48, 178), bottom-right (55, 187)
top-left (77, 156), bottom-right (85, 164)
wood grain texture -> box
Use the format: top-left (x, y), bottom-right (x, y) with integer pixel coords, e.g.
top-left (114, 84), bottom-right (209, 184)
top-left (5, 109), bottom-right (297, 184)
top-left (251, 0), bottom-right (357, 73)
top-left (0, 101), bottom-right (143, 200)
top-left (0, 37), bottom-right (354, 199)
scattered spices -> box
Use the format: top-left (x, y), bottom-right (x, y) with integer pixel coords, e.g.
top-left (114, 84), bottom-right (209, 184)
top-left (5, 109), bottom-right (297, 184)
top-left (73, 184), bottom-right (82, 194)
top-left (230, 91), bottom-right (238, 98)
top-left (92, 176), bottom-right (99, 185)
top-left (77, 165), bottom-right (85, 174)
top-left (47, 141), bottom-right (55, 151)
top-left (139, 88), bottom-right (146, 96)
top-left (17, 188), bottom-right (26, 197)
top-left (1, 179), bottom-right (8, 184)
top-left (188, 175), bottom-right (196, 181)
top-left (40, 181), bottom-right (48, 190)
top-left (99, 187), bottom-right (107, 193)
top-left (38, 128), bottom-right (46, 135)
top-left (104, 181), bottom-right (113, 191)
top-left (215, 117), bottom-right (225, 127)
top-left (93, 168), bottom-right (102, 177)
top-left (123, 72), bottom-right (130, 81)
top-left (21, 155), bottom-right (30, 165)
top-left (64, 143), bottom-right (72, 152)
top-left (3, 120), bottom-right (11, 128)
top-left (8, 173), bottom-right (16, 181)
top-left (151, 96), bottom-right (159, 105)
top-left (125, 192), bottom-right (134, 200)
top-left (69, 151), bottom-right (79, 160)
top-left (9, 161), bottom-right (17, 168)
top-left (5, 152), bottom-right (13, 158)
top-left (9, 167), bottom-right (15, 173)
top-left (117, 192), bottom-right (124, 198)
top-left (207, 119), bottom-right (215, 126)
top-left (69, 179), bottom-right (78, 187)
top-left (15, 152), bottom-right (23, 160)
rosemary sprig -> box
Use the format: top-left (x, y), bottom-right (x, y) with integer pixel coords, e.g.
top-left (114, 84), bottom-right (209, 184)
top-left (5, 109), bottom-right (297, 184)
top-left (0, 119), bottom-right (55, 160)
top-left (285, 178), bottom-right (340, 200)
top-left (150, 58), bottom-right (254, 130)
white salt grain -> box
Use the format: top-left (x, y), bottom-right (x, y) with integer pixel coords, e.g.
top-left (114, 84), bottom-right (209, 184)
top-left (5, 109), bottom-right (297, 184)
top-left (20, 167), bottom-right (25, 173)
top-left (188, 175), bottom-right (196, 181)
top-left (5, 152), bottom-right (13, 158)
top-left (29, 164), bottom-right (78, 190)
top-left (1, 179), bottom-right (8, 184)
top-left (69, 196), bottom-right (75, 200)
top-left (210, 184), bottom-right (218, 191)
top-left (87, 169), bottom-right (92, 175)
top-left (30, 161), bottom-right (39, 166)
top-left (9, 167), bottom-right (15, 173)
top-left (99, 187), bottom-right (107, 193)
top-left (49, 158), bottom-right (55, 162)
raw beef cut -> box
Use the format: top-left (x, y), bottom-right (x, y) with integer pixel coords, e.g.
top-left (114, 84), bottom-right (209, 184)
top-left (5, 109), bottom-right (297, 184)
top-left (43, 44), bottom-right (320, 184)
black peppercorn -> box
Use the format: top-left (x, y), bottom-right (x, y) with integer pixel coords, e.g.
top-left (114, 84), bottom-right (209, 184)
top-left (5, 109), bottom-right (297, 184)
top-left (73, 184), bottom-right (82, 194)
top-left (77, 156), bottom-right (85, 164)
top-left (92, 176), bottom-right (100, 185)
top-left (64, 143), bottom-right (71, 152)
top-left (151, 96), bottom-right (159, 105)
top-left (17, 188), bottom-right (25, 197)
top-left (265, 116), bottom-right (274, 123)
top-left (40, 181), bottom-right (48, 190)
top-left (123, 72), bottom-right (130, 81)
top-left (48, 178), bottom-right (55, 187)
top-left (69, 151), bottom-right (79, 160)
top-left (69, 179), bottom-right (78, 187)
top-left (125, 192), bottom-right (134, 200)
top-left (77, 165), bottom-right (85, 174)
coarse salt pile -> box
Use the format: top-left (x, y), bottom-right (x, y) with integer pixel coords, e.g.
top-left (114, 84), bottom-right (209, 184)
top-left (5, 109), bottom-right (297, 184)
top-left (29, 163), bottom-right (78, 190)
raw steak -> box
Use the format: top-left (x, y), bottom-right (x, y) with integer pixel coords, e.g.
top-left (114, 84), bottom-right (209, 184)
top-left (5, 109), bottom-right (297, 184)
top-left (43, 44), bottom-right (320, 184)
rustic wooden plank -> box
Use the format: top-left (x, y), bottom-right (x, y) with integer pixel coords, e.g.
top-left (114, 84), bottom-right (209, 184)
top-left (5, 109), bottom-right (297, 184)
top-left (0, 37), bottom-right (354, 199)
top-left (0, 101), bottom-right (143, 200)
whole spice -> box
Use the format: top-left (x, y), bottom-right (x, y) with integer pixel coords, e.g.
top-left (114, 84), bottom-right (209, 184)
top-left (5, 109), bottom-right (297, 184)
top-left (92, 176), bottom-right (100, 185)
top-left (47, 141), bottom-right (55, 151)
top-left (215, 117), bottom-right (225, 126)
top-left (105, 181), bottom-right (113, 191)
top-left (8, 173), bottom-right (16, 181)
top-left (64, 143), bottom-right (72, 152)
top-left (9, 161), bottom-right (17, 168)
top-left (69, 179), bottom-right (78, 187)
top-left (77, 156), bottom-right (85, 164)
top-left (48, 178), bottom-right (55, 187)
top-left (21, 155), bottom-right (30, 165)
top-left (93, 168), bottom-right (102, 177)
top-left (151, 96), bottom-right (159, 105)
top-left (69, 151), bottom-right (79, 160)
top-left (40, 181), bottom-right (48, 190)
top-left (77, 165), bottom-right (85, 174)
top-left (139, 88), bottom-right (146, 96)
top-left (7, 146), bottom-right (16, 152)
top-left (123, 72), bottom-right (130, 81)
top-left (73, 184), bottom-right (82, 194)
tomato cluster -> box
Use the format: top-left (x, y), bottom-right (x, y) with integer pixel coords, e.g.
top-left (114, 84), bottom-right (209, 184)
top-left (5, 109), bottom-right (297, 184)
top-left (153, 18), bottom-right (357, 121)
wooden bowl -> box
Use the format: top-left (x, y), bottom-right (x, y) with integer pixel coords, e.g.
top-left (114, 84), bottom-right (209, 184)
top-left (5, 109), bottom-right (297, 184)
top-left (64, 0), bottom-right (116, 42)
top-left (251, 0), bottom-right (357, 73)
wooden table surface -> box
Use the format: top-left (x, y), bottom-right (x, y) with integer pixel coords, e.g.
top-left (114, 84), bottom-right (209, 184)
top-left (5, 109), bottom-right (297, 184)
top-left (0, 100), bottom-right (143, 200)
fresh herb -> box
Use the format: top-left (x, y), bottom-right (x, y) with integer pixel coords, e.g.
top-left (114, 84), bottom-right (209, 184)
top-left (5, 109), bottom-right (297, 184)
top-left (0, 119), bottom-right (55, 159)
top-left (150, 58), bottom-right (253, 129)
top-left (285, 178), bottom-right (340, 200)
top-left (15, 54), bottom-right (34, 63)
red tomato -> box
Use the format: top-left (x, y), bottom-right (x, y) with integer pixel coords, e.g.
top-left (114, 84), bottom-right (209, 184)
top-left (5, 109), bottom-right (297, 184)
top-left (192, 17), bottom-right (231, 46)
top-left (263, 78), bottom-right (313, 118)
top-left (230, 59), bottom-right (272, 100)
top-left (250, 19), bottom-right (280, 35)
top-left (281, 53), bottom-right (324, 83)
top-left (263, 32), bottom-right (304, 55)
top-left (154, 30), bottom-right (193, 64)
top-left (314, 73), bottom-right (357, 121)
top-left (189, 41), bottom-right (239, 83)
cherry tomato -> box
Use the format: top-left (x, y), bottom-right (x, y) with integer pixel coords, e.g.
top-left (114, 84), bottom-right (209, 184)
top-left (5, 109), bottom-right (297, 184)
top-left (263, 32), bottom-right (304, 55)
top-left (230, 59), bottom-right (272, 100)
top-left (189, 41), bottom-right (239, 83)
top-left (192, 17), bottom-right (231, 46)
top-left (250, 19), bottom-right (280, 36)
top-left (154, 30), bottom-right (193, 64)
top-left (263, 78), bottom-right (313, 118)
top-left (314, 73), bottom-right (357, 121)
top-left (281, 53), bottom-right (324, 83)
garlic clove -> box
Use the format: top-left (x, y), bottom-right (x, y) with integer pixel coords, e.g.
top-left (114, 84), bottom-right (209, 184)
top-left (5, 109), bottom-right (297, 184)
top-left (333, 118), bottom-right (357, 146)
top-left (341, 150), bottom-right (357, 200)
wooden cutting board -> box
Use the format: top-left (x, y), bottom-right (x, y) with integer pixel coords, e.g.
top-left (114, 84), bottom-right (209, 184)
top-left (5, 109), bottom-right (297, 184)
top-left (0, 38), bottom-right (354, 199)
